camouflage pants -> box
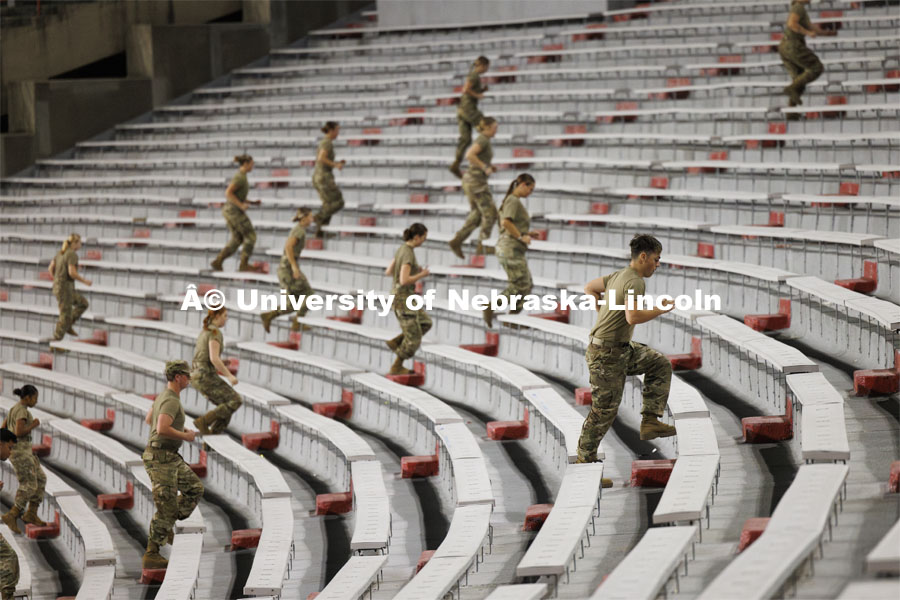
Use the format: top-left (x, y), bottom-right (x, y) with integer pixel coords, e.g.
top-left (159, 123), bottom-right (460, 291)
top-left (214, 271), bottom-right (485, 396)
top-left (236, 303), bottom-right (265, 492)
top-left (191, 372), bottom-right (243, 434)
top-left (576, 341), bottom-right (672, 462)
top-left (457, 173), bottom-right (497, 243)
top-left (221, 205), bottom-right (257, 263)
top-left (0, 533), bottom-right (18, 600)
top-left (313, 172), bottom-right (345, 226)
top-left (10, 446), bottom-right (46, 512)
top-left (778, 41), bottom-right (823, 96)
top-left (142, 448), bottom-right (204, 547)
top-left (269, 266), bottom-right (313, 319)
top-left (497, 251), bottom-right (532, 311)
top-left (53, 283), bottom-right (89, 339)
top-left (393, 297), bottom-right (433, 360)
top-left (454, 105), bottom-right (482, 164)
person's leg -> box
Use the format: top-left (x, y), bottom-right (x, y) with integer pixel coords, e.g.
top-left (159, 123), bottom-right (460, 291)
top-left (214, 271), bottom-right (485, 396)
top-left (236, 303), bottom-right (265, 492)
top-left (175, 456), bottom-right (204, 520)
top-left (474, 189), bottom-right (498, 245)
top-left (53, 286), bottom-right (72, 340)
top-left (791, 45), bottom-right (824, 96)
top-left (576, 344), bottom-right (628, 462)
top-left (316, 177), bottom-right (345, 226)
top-left (70, 291), bottom-right (89, 329)
top-left (213, 216), bottom-right (244, 269)
top-left (22, 456), bottom-right (47, 526)
top-left (454, 185), bottom-right (483, 243)
top-left (497, 254), bottom-right (532, 309)
top-left (453, 116), bottom-right (473, 168)
top-left (0, 533), bottom-right (19, 600)
top-left (625, 342), bottom-right (675, 439)
top-left (142, 451), bottom-right (177, 567)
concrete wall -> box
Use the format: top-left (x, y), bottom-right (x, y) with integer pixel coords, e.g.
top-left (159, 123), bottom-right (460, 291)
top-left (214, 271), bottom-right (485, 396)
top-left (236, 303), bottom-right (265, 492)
top-left (376, 0), bottom-right (606, 28)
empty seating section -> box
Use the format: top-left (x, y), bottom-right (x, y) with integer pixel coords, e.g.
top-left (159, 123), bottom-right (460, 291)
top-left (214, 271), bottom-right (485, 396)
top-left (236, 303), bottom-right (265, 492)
top-left (0, 1), bottom-right (896, 599)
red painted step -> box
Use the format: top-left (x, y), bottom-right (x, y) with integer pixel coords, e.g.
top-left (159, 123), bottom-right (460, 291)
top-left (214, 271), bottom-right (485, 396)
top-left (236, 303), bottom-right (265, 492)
top-left (316, 492), bottom-right (353, 515)
top-left (631, 459), bottom-right (676, 487)
top-left (738, 517), bottom-right (770, 552)
top-left (401, 455), bottom-right (438, 478)
top-left (523, 504), bottom-right (554, 531)
top-left (231, 528), bottom-right (262, 549)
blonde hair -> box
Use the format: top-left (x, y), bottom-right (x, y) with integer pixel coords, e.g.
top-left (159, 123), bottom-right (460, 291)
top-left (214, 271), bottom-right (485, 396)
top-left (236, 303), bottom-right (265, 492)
top-left (234, 154), bottom-right (253, 165)
top-left (61, 233), bottom-right (81, 253)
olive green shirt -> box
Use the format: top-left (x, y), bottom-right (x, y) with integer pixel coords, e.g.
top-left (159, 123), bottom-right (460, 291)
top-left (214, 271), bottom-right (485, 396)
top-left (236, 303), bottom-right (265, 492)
top-left (279, 224), bottom-right (306, 271)
top-left (784, 1), bottom-right (812, 45)
top-left (316, 138), bottom-right (335, 174)
top-left (497, 193), bottom-right (530, 255)
top-left (6, 403), bottom-right (34, 444)
top-left (392, 243), bottom-right (420, 300)
top-left (53, 249), bottom-right (78, 287)
top-left (192, 326), bottom-right (224, 376)
top-left (590, 266), bottom-right (646, 343)
top-left (230, 171), bottom-right (249, 203)
top-left (460, 69), bottom-right (485, 111)
top-left (148, 388), bottom-right (185, 451)
top-left (468, 134), bottom-right (493, 173)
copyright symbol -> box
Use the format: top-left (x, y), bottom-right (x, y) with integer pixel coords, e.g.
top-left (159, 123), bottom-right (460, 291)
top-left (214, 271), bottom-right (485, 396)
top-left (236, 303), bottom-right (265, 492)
top-left (203, 289), bottom-right (225, 310)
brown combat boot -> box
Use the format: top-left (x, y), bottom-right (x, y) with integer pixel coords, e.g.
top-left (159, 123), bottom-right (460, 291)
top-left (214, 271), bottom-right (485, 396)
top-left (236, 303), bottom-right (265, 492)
top-left (260, 311), bottom-right (276, 333)
top-left (210, 251), bottom-right (226, 271)
top-left (142, 541), bottom-right (168, 570)
top-left (640, 415), bottom-right (677, 441)
top-left (192, 415), bottom-right (211, 436)
top-left (448, 162), bottom-right (463, 179)
top-left (167, 529), bottom-right (175, 545)
top-left (1, 507), bottom-right (22, 534)
top-left (574, 456), bottom-right (613, 488)
top-left (448, 237), bottom-right (465, 259)
top-left (66, 326), bottom-right (78, 336)
top-left (483, 307), bottom-right (494, 328)
top-left (388, 356), bottom-right (413, 375)
top-left (22, 502), bottom-right (46, 527)
top-left (238, 257), bottom-right (256, 272)
top-left (385, 334), bottom-right (404, 352)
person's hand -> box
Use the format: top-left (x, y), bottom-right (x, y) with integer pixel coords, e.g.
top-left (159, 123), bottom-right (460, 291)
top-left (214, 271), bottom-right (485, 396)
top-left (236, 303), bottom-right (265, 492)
top-left (809, 31), bottom-right (817, 37)
top-left (0, 481), bottom-right (4, 491)
top-left (228, 375), bottom-right (239, 386)
top-left (292, 267), bottom-right (301, 279)
top-left (184, 430), bottom-right (197, 442)
top-left (521, 235), bottom-right (532, 246)
top-left (485, 166), bottom-right (495, 175)
top-left (659, 297), bottom-right (676, 311)
top-left (337, 160), bottom-right (346, 171)
top-left (419, 267), bottom-right (431, 278)
top-left (84, 279), bottom-right (93, 287)
top-left (826, 30), bottom-right (837, 36)
top-left (31, 418), bottom-right (40, 428)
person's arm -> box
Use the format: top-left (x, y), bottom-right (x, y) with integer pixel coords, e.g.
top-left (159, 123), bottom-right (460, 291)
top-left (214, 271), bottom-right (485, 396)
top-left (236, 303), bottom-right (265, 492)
top-left (584, 277), bottom-right (607, 308)
top-left (285, 236), bottom-right (301, 278)
top-left (501, 219), bottom-right (531, 245)
top-left (316, 146), bottom-right (346, 170)
top-left (462, 78), bottom-right (486, 100)
top-left (787, 12), bottom-right (818, 37)
top-left (155, 413), bottom-right (196, 442)
top-left (67, 261), bottom-right (92, 286)
top-left (14, 417), bottom-right (39, 438)
top-left (209, 338), bottom-right (238, 385)
top-left (384, 258), bottom-right (396, 277)
top-left (145, 409), bottom-right (153, 426)
top-left (225, 180), bottom-right (251, 211)
top-left (465, 142), bottom-right (493, 173)
top-left (48, 258), bottom-right (55, 276)
top-left (811, 21), bottom-right (837, 36)
top-left (624, 285), bottom-right (674, 325)
top-left (398, 263), bottom-right (429, 286)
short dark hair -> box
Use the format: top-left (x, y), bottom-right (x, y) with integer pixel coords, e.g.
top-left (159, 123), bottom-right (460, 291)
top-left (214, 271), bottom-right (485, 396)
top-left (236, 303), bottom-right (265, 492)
top-left (630, 234), bottom-right (663, 259)
top-left (0, 428), bottom-right (18, 443)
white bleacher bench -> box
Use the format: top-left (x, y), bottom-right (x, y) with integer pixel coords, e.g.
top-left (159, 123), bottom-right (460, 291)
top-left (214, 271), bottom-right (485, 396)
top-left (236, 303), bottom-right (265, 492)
top-left (394, 504), bottom-right (493, 600)
top-left (0, 523), bottom-right (31, 600)
top-left (696, 314), bottom-right (819, 373)
top-left (837, 580), bottom-right (900, 600)
top-left (653, 455), bottom-right (721, 532)
top-left (698, 464), bottom-right (849, 600)
top-left (350, 460), bottom-right (391, 553)
top-left (485, 584), bottom-right (549, 600)
top-left (865, 519), bottom-right (900, 576)
top-left (666, 377), bottom-right (710, 420)
top-left (516, 463), bottom-right (604, 585)
top-left (56, 493), bottom-right (117, 567)
top-left (271, 33), bottom-right (544, 57)
top-left (130, 467), bottom-right (206, 537)
top-left (314, 554), bottom-right (388, 600)
top-left (524, 387), bottom-right (597, 465)
top-left (245, 497), bottom-right (295, 597)
top-left (590, 525), bottom-right (698, 600)
top-left (309, 12), bottom-right (588, 36)
top-left (156, 532), bottom-right (204, 600)
top-left (0, 363), bottom-right (119, 424)
top-left (435, 422), bottom-right (494, 507)
top-left (787, 372), bottom-right (850, 463)
top-left (278, 403), bottom-right (376, 461)
top-left (77, 565), bottom-right (116, 600)
top-left (202, 434), bottom-right (291, 500)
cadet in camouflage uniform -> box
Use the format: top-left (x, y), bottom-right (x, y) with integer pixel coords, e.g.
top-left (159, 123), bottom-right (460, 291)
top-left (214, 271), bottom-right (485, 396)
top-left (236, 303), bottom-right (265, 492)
top-left (483, 174), bottom-right (538, 328)
top-left (385, 223), bottom-right (432, 375)
top-left (261, 208), bottom-right (315, 333)
top-left (313, 122), bottom-right (347, 238)
top-left (0, 427), bottom-right (21, 600)
top-left (211, 154), bottom-right (257, 272)
top-left (191, 308), bottom-right (242, 435)
top-left (47, 233), bottom-right (92, 341)
top-left (0, 385), bottom-right (47, 535)
top-left (449, 117), bottom-right (499, 259)
top-left (576, 235), bottom-right (677, 476)
top-left (779, 0), bottom-right (835, 107)
top-left (450, 56), bottom-right (490, 178)
top-left (141, 361), bottom-right (203, 571)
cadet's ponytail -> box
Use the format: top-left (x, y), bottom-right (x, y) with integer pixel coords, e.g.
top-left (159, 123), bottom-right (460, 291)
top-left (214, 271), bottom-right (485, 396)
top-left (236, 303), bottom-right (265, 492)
top-left (293, 207), bottom-right (312, 222)
top-left (321, 121), bottom-right (339, 134)
top-left (403, 223), bottom-right (428, 241)
top-left (505, 173), bottom-right (536, 198)
top-left (13, 385), bottom-right (38, 401)
top-left (61, 233), bottom-right (81, 253)
top-left (234, 154), bottom-right (253, 166)
top-left (477, 116), bottom-right (497, 132)
top-left (474, 56), bottom-right (490, 68)
top-left (203, 307), bottom-right (227, 330)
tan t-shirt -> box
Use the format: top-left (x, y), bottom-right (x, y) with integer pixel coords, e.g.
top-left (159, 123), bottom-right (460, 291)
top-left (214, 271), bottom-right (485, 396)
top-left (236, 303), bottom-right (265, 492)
top-left (468, 134), bottom-right (493, 174)
top-left (6, 403), bottom-right (34, 444)
top-left (279, 224), bottom-right (306, 272)
top-left (192, 326), bottom-right (223, 376)
top-left (148, 388), bottom-right (185, 451)
top-left (230, 171), bottom-right (249, 203)
top-left (497, 193), bottom-right (530, 256)
top-left (590, 266), bottom-right (646, 343)
top-left (316, 138), bottom-right (335, 175)
top-left (53, 249), bottom-right (78, 287)
top-left (459, 68), bottom-right (485, 112)
top-left (784, 1), bottom-right (812, 45)
top-left (392, 243), bottom-right (420, 301)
